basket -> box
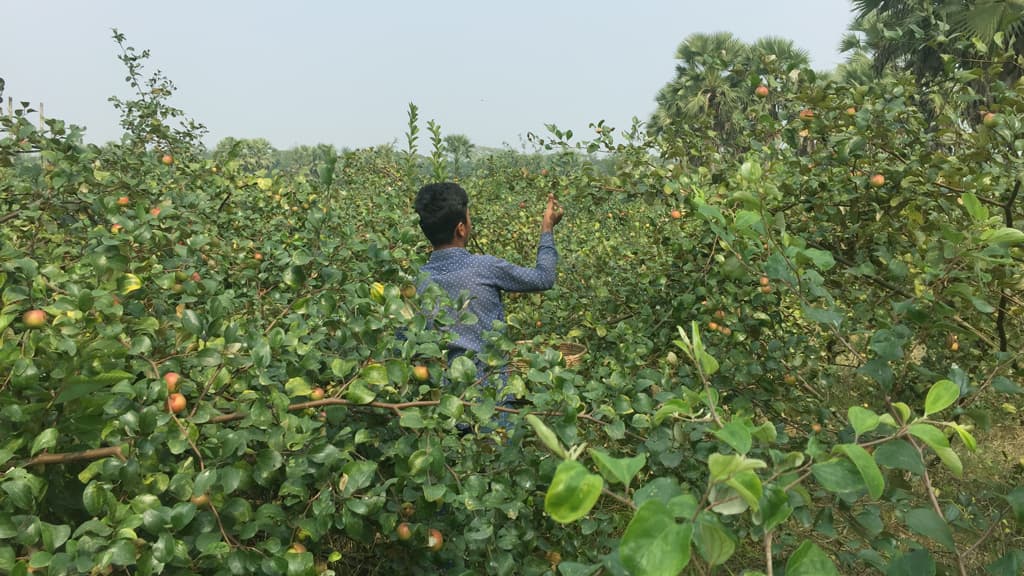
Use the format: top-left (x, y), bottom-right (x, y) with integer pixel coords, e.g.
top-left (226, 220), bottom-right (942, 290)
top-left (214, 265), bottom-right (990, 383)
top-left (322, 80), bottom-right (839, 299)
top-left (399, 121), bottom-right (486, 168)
top-left (511, 340), bottom-right (587, 372)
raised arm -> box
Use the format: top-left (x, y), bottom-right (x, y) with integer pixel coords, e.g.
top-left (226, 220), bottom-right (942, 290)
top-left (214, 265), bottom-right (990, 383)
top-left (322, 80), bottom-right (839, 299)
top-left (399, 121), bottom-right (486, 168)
top-left (488, 194), bottom-right (564, 292)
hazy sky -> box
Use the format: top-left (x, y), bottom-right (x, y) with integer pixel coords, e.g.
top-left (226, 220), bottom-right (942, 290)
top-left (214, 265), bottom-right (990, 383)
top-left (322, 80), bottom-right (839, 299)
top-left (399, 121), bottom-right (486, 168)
top-left (2, 1), bottom-right (855, 151)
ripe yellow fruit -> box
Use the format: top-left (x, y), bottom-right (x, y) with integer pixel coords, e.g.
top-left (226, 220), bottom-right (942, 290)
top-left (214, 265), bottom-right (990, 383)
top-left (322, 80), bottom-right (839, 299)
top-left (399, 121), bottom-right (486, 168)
top-left (370, 282), bottom-right (386, 303)
top-left (412, 365), bottom-right (430, 382)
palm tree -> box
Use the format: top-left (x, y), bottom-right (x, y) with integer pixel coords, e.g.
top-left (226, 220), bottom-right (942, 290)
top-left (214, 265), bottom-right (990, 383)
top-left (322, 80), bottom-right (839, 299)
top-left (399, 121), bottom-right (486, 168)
top-left (650, 32), bottom-right (750, 142)
top-left (848, 0), bottom-right (1024, 77)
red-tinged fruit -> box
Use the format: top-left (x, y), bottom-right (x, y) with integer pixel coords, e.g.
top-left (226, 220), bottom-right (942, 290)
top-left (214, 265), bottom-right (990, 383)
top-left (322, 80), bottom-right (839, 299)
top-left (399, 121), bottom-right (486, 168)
top-left (799, 108), bottom-right (814, 120)
top-left (253, 252), bottom-right (263, 261)
top-left (396, 522), bottom-right (412, 541)
top-left (670, 210), bottom-right (682, 219)
top-left (310, 387), bottom-right (325, 400)
top-left (23, 309), bottom-right (47, 328)
top-left (164, 372), bottom-right (181, 392)
top-left (755, 85), bottom-right (769, 98)
top-left (869, 173), bottom-right (885, 188)
top-left (983, 112), bottom-right (997, 127)
top-left (759, 276), bottom-right (770, 287)
top-left (427, 528), bottom-right (443, 551)
top-left (150, 207), bottom-right (161, 217)
top-left (161, 154), bottom-right (174, 165)
top-left (117, 196), bottom-right (130, 206)
top-left (167, 393), bottom-right (187, 414)
top-left (288, 543), bottom-right (306, 554)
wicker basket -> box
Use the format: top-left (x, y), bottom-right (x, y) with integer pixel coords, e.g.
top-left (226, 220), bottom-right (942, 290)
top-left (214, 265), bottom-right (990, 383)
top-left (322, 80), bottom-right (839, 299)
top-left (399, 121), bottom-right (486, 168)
top-left (512, 340), bottom-right (587, 372)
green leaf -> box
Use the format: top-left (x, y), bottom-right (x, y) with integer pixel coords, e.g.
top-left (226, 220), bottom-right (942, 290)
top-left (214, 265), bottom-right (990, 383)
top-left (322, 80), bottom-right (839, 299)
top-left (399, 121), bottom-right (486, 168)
top-left (693, 512), bottom-right (735, 567)
top-left (525, 414), bottom-right (567, 459)
top-left (834, 444), bottom-right (884, 499)
top-left (725, 470), bottom-right (763, 512)
top-left (181, 309), bottom-right (203, 336)
top-left (984, 226), bottom-right (1024, 246)
top-left (987, 550), bottom-right (1024, 576)
top-left (857, 358), bottom-right (894, 391)
top-left (904, 507), bottom-right (956, 551)
top-left (886, 549), bottom-right (935, 576)
top-left (251, 339), bottom-right (270, 370)
top-left (398, 409), bottom-right (425, 429)
top-left (284, 377), bottom-right (311, 398)
top-left (713, 420), bottom-right (752, 455)
top-left (698, 350), bottom-right (719, 377)
top-left (667, 493), bottom-right (699, 519)
top-left (811, 458), bottom-right (867, 495)
top-left (948, 422), bottom-right (976, 451)
top-left (105, 540), bottom-right (137, 566)
top-left (848, 406), bottom-right (880, 439)
top-left (619, 501), bottom-right (693, 576)
top-left (544, 460), bottom-right (603, 524)
top-left (758, 485), bottom-right (792, 532)
top-left (869, 328), bottom-right (907, 361)
top-left (1004, 487), bottom-right (1024, 524)
top-left (707, 453), bottom-right (767, 484)
top-left (892, 402), bottom-right (912, 423)
top-left (341, 461), bottom-right (377, 497)
top-left (801, 248), bottom-right (836, 271)
top-left (361, 363), bottom-right (388, 387)
top-left (653, 398), bottom-right (695, 425)
top-left (30, 428), bottom-right (58, 456)
top-left (785, 540), bottom-right (840, 576)
top-left (924, 379), bottom-right (959, 416)
top-left (873, 439), bottom-right (924, 475)
top-left (448, 355), bottom-right (478, 385)
top-left (345, 381), bottom-right (376, 404)
top-left (588, 449), bottom-right (646, 487)
top-left (960, 192), bottom-right (988, 222)
top-left (802, 305), bottom-right (844, 328)
top-left (284, 551), bottom-right (315, 576)
top-left (908, 423), bottom-right (962, 477)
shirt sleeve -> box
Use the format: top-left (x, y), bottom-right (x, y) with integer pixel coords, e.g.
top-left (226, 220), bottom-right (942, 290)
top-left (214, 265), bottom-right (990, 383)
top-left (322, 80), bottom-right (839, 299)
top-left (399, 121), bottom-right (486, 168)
top-left (486, 232), bottom-right (558, 292)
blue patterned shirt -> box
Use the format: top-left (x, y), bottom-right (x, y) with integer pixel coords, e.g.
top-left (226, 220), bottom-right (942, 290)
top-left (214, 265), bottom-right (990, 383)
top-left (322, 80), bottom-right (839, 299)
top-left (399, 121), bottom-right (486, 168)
top-left (418, 232), bottom-right (557, 353)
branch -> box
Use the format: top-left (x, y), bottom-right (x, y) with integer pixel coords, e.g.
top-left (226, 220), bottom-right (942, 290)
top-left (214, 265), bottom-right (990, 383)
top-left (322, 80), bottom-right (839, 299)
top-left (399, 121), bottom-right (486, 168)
top-left (24, 446), bottom-right (125, 467)
top-left (909, 436), bottom-right (968, 576)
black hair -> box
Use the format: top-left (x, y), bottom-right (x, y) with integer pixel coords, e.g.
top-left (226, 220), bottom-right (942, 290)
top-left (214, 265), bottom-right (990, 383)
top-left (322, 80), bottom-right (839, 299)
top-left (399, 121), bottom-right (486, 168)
top-left (414, 182), bottom-right (468, 247)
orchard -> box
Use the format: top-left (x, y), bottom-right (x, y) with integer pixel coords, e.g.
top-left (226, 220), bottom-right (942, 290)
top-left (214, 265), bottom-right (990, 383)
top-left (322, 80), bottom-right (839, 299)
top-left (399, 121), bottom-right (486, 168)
top-left (1, 16), bottom-right (1023, 576)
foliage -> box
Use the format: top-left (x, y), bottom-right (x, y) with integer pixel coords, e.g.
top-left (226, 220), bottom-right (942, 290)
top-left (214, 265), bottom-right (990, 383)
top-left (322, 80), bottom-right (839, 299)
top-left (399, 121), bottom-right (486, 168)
top-left (0, 23), bottom-right (1022, 576)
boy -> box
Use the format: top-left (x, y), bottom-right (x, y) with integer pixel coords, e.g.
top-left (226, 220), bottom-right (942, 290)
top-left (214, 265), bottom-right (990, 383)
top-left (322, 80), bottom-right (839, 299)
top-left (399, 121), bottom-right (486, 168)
top-left (413, 182), bottom-right (564, 383)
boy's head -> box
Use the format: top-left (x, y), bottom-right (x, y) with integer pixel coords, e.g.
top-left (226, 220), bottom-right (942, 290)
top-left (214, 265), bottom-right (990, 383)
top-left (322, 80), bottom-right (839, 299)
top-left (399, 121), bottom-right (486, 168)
top-left (414, 182), bottom-right (470, 247)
